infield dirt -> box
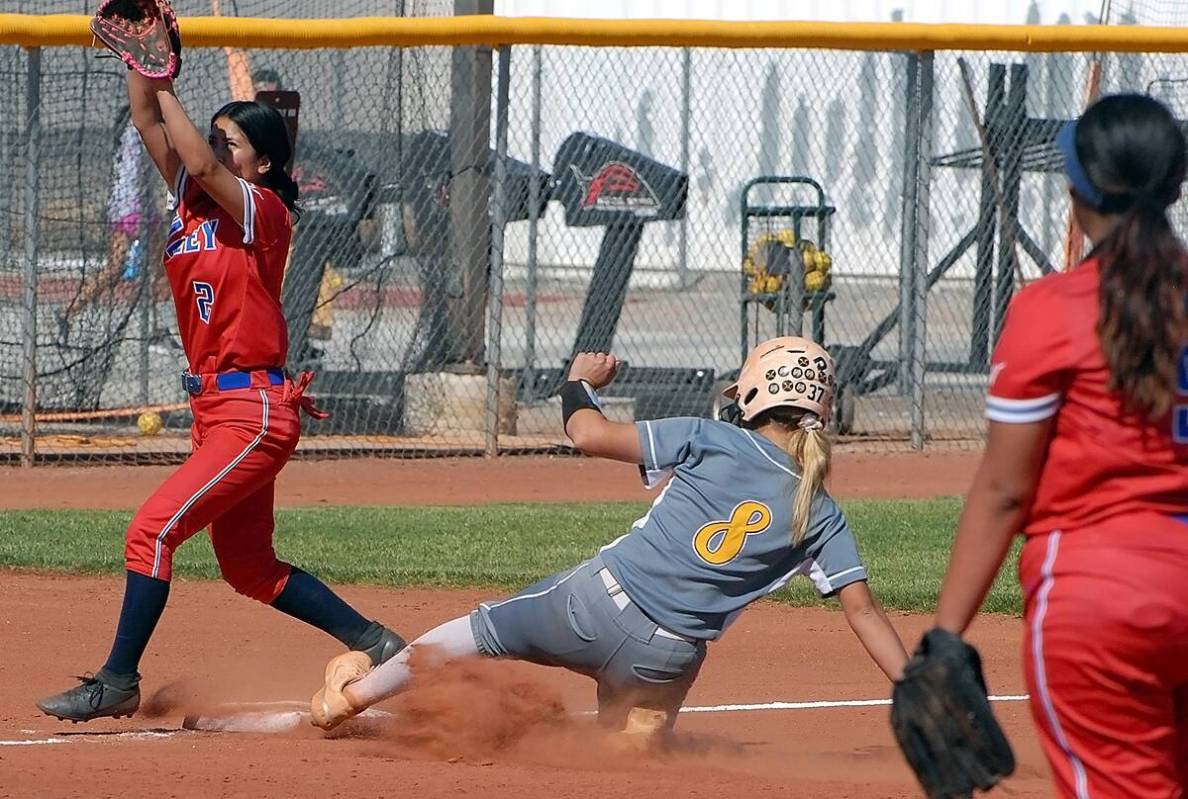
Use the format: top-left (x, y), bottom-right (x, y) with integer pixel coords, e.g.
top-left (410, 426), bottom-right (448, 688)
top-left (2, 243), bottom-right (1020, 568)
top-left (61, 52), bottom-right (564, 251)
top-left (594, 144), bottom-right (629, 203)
top-left (1, 449), bottom-right (1054, 798)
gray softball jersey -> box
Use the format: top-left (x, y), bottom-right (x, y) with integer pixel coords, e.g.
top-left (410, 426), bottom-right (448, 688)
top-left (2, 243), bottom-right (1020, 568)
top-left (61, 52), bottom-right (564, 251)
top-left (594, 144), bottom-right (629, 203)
top-left (598, 417), bottom-right (868, 640)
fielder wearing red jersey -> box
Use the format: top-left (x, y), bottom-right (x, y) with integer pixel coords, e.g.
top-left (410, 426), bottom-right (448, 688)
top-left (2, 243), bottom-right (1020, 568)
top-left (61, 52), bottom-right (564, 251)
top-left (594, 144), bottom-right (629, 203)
top-left (37, 68), bottom-right (405, 723)
top-left (922, 94), bottom-right (1188, 798)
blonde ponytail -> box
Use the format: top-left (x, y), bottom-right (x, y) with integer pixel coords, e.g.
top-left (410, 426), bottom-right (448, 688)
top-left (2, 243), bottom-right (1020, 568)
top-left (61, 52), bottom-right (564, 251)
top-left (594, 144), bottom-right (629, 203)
top-left (784, 419), bottom-right (832, 544)
top-left (747, 407), bottom-right (834, 544)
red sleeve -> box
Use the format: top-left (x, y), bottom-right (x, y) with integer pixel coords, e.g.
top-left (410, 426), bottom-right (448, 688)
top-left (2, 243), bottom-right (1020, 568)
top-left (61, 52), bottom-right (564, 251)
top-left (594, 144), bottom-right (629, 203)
top-left (241, 183), bottom-right (291, 249)
top-left (985, 282), bottom-right (1074, 424)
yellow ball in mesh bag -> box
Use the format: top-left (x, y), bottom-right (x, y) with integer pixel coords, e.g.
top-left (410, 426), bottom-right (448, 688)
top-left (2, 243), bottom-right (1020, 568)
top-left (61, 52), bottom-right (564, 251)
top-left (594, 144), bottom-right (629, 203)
top-left (138, 411), bottom-right (164, 436)
top-left (805, 270), bottom-right (828, 292)
top-left (744, 230), bottom-right (833, 298)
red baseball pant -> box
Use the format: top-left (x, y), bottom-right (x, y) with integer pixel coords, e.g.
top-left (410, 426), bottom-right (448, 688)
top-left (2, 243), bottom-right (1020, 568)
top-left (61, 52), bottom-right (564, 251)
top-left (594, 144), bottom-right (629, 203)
top-left (124, 381), bottom-right (301, 603)
top-left (1019, 514), bottom-right (1188, 798)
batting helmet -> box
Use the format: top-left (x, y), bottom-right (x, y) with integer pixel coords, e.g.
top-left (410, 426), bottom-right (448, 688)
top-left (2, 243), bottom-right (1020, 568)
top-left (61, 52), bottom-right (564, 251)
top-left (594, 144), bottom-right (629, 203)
top-left (723, 336), bottom-right (836, 423)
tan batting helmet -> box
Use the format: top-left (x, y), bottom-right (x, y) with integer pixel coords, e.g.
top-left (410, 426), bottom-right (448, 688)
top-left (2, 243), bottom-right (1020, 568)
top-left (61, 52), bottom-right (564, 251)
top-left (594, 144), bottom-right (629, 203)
top-left (723, 336), bottom-right (836, 423)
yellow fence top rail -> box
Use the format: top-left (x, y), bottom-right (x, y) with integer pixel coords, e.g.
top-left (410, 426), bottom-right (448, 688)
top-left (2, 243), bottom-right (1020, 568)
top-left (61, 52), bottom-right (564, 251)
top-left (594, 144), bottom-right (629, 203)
top-left (2, 13), bottom-right (1188, 52)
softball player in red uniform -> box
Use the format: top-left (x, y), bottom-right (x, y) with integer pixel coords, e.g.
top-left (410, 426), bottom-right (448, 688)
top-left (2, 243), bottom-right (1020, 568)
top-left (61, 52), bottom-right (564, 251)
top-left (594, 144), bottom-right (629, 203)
top-left (929, 93), bottom-right (1188, 797)
top-left (37, 70), bottom-right (404, 723)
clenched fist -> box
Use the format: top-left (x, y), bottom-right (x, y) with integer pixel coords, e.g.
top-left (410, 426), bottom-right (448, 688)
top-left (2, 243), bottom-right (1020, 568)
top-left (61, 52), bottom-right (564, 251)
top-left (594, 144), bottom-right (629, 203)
top-left (568, 352), bottom-right (621, 390)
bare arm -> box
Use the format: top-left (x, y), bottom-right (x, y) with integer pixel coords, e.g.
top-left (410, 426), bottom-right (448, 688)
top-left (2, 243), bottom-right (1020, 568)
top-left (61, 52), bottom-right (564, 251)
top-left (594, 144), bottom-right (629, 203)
top-left (563, 353), bottom-right (643, 464)
top-left (565, 411), bottom-right (643, 464)
top-left (934, 419), bottom-right (1051, 635)
top-left (155, 91), bottom-right (249, 230)
top-left (838, 581), bottom-right (908, 681)
top-left (127, 71), bottom-right (180, 186)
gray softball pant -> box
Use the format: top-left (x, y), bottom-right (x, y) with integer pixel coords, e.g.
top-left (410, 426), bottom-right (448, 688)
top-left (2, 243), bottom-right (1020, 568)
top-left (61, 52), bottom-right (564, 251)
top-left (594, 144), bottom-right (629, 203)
top-left (469, 555), bottom-right (706, 729)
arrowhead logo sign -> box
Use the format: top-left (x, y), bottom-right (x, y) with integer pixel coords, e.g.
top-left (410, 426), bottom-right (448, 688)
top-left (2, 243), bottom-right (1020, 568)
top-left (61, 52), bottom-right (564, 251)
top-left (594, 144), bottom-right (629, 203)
top-left (569, 161), bottom-right (661, 216)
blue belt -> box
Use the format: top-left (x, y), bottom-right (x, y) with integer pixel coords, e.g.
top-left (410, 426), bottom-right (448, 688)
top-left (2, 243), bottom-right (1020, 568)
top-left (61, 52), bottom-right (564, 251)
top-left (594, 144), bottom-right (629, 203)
top-left (1175, 514), bottom-right (1188, 525)
top-left (182, 368), bottom-right (285, 396)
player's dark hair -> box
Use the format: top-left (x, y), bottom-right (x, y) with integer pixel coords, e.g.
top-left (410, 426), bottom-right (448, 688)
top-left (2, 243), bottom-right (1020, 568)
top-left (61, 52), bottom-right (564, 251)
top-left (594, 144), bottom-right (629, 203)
top-left (1075, 93), bottom-right (1188, 420)
top-left (211, 100), bottom-right (301, 217)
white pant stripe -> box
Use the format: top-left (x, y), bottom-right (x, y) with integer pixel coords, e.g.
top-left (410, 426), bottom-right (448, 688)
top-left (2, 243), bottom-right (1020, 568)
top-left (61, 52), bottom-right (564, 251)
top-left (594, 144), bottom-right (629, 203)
top-left (150, 390), bottom-right (270, 578)
top-left (1030, 531), bottom-right (1091, 799)
top-left (478, 564), bottom-right (585, 613)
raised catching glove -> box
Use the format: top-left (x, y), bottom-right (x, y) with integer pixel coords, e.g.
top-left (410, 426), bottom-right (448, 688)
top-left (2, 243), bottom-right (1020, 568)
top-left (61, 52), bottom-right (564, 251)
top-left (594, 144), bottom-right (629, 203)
top-left (91, 0), bottom-right (182, 80)
top-left (890, 628), bottom-right (1016, 799)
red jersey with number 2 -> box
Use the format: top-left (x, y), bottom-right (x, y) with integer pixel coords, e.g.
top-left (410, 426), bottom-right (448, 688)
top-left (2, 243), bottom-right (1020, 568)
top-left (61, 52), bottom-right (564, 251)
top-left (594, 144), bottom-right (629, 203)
top-left (164, 167), bottom-right (291, 374)
top-left (985, 257), bottom-right (1188, 535)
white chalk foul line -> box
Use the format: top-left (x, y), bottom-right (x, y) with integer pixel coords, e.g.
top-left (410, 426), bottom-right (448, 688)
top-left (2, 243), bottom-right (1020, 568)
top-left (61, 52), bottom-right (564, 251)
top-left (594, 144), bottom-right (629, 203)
top-left (0, 730), bottom-right (177, 746)
top-left (679, 695), bottom-right (1030, 714)
top-left (0, 694), bottom-right (1032, 745)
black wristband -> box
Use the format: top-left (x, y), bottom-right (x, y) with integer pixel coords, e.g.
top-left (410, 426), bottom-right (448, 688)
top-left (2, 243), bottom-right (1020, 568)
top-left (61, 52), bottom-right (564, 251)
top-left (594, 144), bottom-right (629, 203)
top-left (561, 380), bottom-right (603, 427)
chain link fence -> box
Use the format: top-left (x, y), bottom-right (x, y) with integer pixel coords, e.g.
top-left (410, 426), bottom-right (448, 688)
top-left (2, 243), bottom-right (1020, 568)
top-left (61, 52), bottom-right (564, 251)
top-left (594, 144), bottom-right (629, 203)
top-left (2, 13), bottom-right (1183, 463)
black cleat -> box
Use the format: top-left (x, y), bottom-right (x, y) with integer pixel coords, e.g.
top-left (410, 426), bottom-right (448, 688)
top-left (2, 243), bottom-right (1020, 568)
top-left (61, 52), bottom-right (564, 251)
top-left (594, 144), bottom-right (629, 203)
top-left (357, 624), bottom-right (406, 667)
top-left (36, 672), bottom-right (140, 723)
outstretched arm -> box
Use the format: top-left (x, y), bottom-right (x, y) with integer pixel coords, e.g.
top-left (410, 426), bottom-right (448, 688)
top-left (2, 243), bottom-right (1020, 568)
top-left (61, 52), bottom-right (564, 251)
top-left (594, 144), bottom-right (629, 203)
top-left (563, 353), bottom-right (643, 464)
top-left (934, 419), bottom-right (1049, 635)
top-left (127, 71), bottom-right (179, 186)
top-left (155, 91), bottom-right (250, 230)
top-left (838, 581), bottom-right (908, 681)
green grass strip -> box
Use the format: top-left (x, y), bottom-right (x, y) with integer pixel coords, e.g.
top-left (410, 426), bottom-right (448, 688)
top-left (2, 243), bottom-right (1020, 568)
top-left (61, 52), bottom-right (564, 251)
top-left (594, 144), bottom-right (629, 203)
top-left (0, 499), bottom-right (1021, 615)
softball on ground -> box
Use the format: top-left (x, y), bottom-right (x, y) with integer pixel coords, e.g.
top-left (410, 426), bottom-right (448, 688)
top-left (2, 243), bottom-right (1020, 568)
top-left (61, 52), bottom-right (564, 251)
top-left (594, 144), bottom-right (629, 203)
top-left (137, 411), bottom-right (164, 436)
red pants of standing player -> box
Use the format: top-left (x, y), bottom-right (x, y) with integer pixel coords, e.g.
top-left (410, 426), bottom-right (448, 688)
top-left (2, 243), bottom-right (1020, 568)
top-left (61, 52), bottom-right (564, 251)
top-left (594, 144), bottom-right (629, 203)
top-left (1019, 514), bottom-right (1188, 798)
top-left (124, 377), bottom-right (301, 603)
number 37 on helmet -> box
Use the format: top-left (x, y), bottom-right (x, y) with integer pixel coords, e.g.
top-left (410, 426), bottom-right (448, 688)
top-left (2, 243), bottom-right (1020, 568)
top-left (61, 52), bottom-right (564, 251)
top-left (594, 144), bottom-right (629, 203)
top-left (722, 336), bottom-right (837, 424)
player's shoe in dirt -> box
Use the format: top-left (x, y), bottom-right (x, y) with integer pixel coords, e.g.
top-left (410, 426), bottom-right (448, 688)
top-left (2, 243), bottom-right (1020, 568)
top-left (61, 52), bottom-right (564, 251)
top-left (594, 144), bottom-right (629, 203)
top-left (36, 670), bottom-right (140, 723)
top-left (310, 651), bottom-right (371, 731)
top-left (609, 708), bottom-right (671, 754)
top-left (359, 624), bottom-right (406, 667)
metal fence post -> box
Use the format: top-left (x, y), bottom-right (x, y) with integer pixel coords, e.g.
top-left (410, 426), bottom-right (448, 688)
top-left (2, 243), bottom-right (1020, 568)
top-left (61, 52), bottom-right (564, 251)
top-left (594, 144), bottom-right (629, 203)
top-left (896, 53), bottom-right (921, 397)
top-left (524, 44), bottom-right (542, 389)
top-left (485, 45), bottom-right (512, 456)
top-left (911, 52), bottom-right (935, 451)
top-left (138, 145), bottom-right (153, 405)
top-left (448, 0), bottom-right (494, 366)
top-left (677, 47), bottom-right (691, 289)
top-left (20, 47), bottom-right (42, 469)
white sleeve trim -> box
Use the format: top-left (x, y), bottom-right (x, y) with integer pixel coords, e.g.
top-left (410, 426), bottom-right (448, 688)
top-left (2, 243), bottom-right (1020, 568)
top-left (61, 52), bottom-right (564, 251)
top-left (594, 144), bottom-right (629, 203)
top-left (239, 179), bottom-right (257, 244)
top-left (807, 560), bottom-right (834, 596)
top-left (167, 167), bottom-right (188, 211)
top-left (826, 565), bottom-right (867, 584)
top-left (643, 420), bottom-right (658, 473)
top-left (636, 420), bottom-right (667, 486)
top-left (809, 560), bottom-right (868, 597)
top-left (761, 559), bottom-right (812, 598)
top-left (638, 465), bottom-right (673, 489)
top-left (986, 391), bottom-right (1062, 423)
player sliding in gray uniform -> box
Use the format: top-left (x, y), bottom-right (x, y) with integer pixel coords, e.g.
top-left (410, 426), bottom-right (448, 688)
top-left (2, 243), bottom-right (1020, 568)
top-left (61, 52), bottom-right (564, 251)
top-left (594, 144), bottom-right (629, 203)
top-left (310, 337), bottom-right (909, 744)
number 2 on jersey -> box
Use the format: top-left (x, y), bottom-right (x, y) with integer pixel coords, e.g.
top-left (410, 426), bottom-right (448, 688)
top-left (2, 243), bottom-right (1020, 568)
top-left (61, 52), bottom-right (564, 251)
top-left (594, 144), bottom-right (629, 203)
top-left (1175, 346), bottom-right (1188, 444)
top-left (193, 281), bottom-right (215, 325)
